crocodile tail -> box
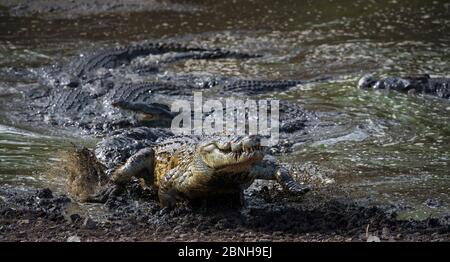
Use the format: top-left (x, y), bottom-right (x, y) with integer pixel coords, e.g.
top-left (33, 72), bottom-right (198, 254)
top-left (63, 147), bottom-right (108, 202)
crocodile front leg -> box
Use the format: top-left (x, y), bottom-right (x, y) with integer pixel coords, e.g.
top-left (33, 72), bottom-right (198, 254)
top-left (111, 147), bottom-right (155, 184)
top-left (250, 160), bottom-right (311, 194)
top-left (87, 147), bottom-right (155, 202)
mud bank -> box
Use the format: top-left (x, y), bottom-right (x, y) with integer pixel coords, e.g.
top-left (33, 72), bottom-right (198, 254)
top-left (0, 185), bottom-right (448, 242)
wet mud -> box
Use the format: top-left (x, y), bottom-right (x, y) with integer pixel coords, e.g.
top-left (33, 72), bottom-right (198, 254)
top-left (0, 185), bottom-right (448, 242)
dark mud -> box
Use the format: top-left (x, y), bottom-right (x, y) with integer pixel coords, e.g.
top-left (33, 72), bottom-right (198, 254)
top-left (0, 185), bottom-right (448, 242)
top-left (0, 0), bottom-right (200, 18)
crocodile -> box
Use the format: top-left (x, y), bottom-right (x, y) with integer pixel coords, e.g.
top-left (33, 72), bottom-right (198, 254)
top-left (158, 74), bottom-right (331, 95)
top-left (358, 74), bottom-right (450, 99)
top-left (6, 41), bottom-right (327, 136)
top-left (43, 42), bottom-right (262, 88)
top-left (67, 128), bottom-right (310, 208)
top-left (8, 80), bottom-right (314, 136)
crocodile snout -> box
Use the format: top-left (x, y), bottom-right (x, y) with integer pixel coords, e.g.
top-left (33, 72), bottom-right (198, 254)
top-left (199, 135), bottom-right (264, 170)
top-left (357, 75), bottom-right (377, 89)
top-left (228, 135), bottom-right (261, 153)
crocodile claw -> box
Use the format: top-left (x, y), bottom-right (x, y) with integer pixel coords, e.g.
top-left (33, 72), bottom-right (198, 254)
top-left (86, 184), bottom-right (123, 203)
top-left (274, 167), bottom-right (311, 195)
top-left (286, 183), bottom-right (311, 195)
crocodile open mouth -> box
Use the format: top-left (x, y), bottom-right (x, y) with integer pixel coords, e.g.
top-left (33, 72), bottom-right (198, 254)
top-left (229, 147), bottom-right (264, 162)
top-left (200, 136), bottom-right (264, 170)
top-left (111, 100), bottom-right (174, 123)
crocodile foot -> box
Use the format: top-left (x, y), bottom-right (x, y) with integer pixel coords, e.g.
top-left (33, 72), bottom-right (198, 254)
top-left (275, 167), bottom-right (311, 195)
top-left (285, 183), bottom-right (311, 195)
top-left (86, 184), bottom-right (124, 203)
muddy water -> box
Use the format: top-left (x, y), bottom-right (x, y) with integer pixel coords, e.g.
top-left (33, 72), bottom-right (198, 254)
top-left (0, 0), bottom-right (449, 219)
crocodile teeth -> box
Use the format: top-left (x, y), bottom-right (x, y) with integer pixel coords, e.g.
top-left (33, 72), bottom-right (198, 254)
top-left (218, 141), bottom-right (231, 151)
top-left (231, 142), bottom-right (242, 152)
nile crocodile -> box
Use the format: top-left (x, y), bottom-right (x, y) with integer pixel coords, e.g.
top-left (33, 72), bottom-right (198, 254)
top-left (7, 41), bottom-right (326, 136)
top-left (42, 42), bottom-right (262, 88)
top-left (15, 79), bottom-right (316, 137)
top-left (358, 74), bottom-right (450, 99)
top-left (67, 128), bottom-right (310, 208)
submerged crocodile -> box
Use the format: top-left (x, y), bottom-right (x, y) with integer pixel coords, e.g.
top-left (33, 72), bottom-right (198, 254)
top-left (67, 127), bottom-right (310, 208)
top-left (15, 79), bottom-right (316, 138)
top-left (7, 41), bottom-right (326, 136)
top-left (358, 74), bottom-right (450, 99)
top-left (42, 42), bottom-right (262, 88)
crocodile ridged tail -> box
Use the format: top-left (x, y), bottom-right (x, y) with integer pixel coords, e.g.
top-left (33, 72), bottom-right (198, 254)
top-left (74, 42), bottom-right (261, 78)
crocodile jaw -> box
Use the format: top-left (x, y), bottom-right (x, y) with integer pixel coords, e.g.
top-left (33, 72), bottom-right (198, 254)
top-left (357, 75), bottom-right (377, 89)
top-left (198, 135), bottom-right (264, 173)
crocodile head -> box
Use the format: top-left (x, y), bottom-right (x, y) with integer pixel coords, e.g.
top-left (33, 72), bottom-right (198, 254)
top-left (112, 100), bottom-right (175, 127)
top-left (357, 75), bottom-right (378, 89)
top-left (358, 75), bottom-right (430, 92)
top-left (196, 135), bottom-right (265, 174)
